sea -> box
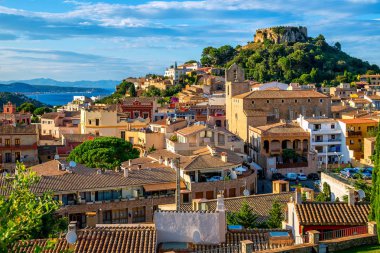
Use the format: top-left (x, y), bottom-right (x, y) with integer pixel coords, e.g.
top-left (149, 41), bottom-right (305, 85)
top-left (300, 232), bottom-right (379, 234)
top-left (26, 90), bottom-right (113, 106)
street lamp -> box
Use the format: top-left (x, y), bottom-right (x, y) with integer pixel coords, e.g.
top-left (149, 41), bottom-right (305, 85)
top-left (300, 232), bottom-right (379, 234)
top-left (334, 152), bottom-right (344, 171)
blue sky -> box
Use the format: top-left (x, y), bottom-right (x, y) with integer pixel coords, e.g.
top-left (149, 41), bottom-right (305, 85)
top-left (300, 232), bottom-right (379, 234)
top-left (0, 0), bottom-right (379, 81)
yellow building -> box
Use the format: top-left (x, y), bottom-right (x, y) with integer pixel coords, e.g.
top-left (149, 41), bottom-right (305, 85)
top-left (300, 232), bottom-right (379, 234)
top-left (338, 118), bottom-right (378, 160)
top-left (80, 104), bottom-right (149, 138)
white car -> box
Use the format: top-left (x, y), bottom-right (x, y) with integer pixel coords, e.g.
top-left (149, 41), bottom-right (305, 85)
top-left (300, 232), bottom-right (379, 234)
top-left (297, 173), bottom-right (307, 181)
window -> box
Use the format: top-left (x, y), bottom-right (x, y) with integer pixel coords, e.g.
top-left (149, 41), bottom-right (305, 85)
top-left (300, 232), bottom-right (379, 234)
top-left (308, 99), bottom-right (311, 102)
top-left (5, 153), bottom-right (11, 163)
top-left (267, 100), bottom-right (270, 103)
top-left (95, 119), bottom-right (100, 126)
top-left (359, 139), bottom-right (362, 143)
top-left (350, 140), bottom-right (354, 144)
top-left (88, 119), bottom-right (92, 125)
top-left (121, 131), bottom-right (125, 140)
top-left (358, 127), bottom-right (361, 130)
top-left (143, 112), bottom-right (149, 119)
top-left (251, 101), bottom-right (254, 104)
top-left (134, 111), bottom-right (140, 118)
top-left (132, 206), bottom-right (146, 223)
top-left (331, 124), bottom-right (335, 129)
top-left (5, 139), bottom-right (10, 147)
top-left (15, 152), bottom-right (20, 162)
top-left (282, 99), bottom-right (284, 103)
top-left (295, 99), bottom-right (298, 103)
top-left (15, 139), bottom-right (20, 146)
top-left (320, 99), bottom-right (323, 103)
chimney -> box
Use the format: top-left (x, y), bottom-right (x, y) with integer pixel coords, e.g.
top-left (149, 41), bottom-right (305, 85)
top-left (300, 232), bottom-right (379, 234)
top-left (68, 221), bottom-right (77, 234)
top-left (85, 212), bottom-right (97, 227)
top-left (348, 189), bottom-right (356, 206)
top-left (158, 156), bottom-right (163, 164)
top-left (216, 192), bottom-right (226, 243)
top-left (123, 167), bottom-right (128, 177)
top-left (221, 152), bottom-right (228, 163)
top-left (295, 188), bottom-right (302, 204)
top-left (129, 160), bottom-right (132, 166)
top-left (96, 169), bottom-right (102, 175)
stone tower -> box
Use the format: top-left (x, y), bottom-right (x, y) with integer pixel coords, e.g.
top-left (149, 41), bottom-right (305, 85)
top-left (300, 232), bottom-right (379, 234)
top-left (225, 64), bottom-right (249, 133)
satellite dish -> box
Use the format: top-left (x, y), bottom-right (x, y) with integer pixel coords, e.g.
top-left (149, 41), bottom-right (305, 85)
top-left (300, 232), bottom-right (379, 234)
top-left (357, 189), bottom-right (366, 200)
top-left (54, 154), bottom-right (60, 160)
top-left (243, 189), bottom-right (250, 197)
top-left (69, 161), bottom-right (77, 168)
top-left (65, 231), bottom-right (77, 245)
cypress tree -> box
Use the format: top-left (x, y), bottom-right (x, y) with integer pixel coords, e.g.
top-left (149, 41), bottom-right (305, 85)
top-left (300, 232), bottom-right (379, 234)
top-left (369, 124), bottom-right (380, 239)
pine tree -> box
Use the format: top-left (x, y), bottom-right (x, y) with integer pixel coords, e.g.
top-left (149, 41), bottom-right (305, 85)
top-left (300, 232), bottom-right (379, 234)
top-left (267, 200), bottom-right (284, 228)
top-left (369, 124), bottom-right (380, 239)
top-left (227, 201), bottom-right (258, 228)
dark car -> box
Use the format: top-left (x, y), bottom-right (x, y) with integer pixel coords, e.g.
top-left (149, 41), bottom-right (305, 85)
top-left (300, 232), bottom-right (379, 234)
top-left (307, 173), bottom-right (319, 180)
top-left (272, 173), bottom-right (285, 180)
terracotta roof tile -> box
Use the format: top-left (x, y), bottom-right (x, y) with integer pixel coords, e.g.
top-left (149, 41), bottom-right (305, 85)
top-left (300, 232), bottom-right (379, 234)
top-left (338, 118), bottom-right (377, 124)
top-left (13, 225), bottom-right (156, 253)
top-left (191, 228), bottom-right (294, 252)
top-left (1, 160), bottom-right (178, 195)
top-left (295, 202), bottom-right (370, 226)
top-left (176, 124), bottom-right (207, 136)
top-left (0, 124), bottom-right (37, 135)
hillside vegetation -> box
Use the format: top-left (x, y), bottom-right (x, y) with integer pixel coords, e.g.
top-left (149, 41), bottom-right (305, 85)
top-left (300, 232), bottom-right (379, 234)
top-left (0, 92), bottom-right (48, 108)
top-left (201, 34), bottom-right (379, 85)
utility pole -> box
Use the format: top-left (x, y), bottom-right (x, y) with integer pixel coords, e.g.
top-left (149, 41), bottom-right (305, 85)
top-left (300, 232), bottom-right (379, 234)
top-left (175, 157), bottom-right (181, 211)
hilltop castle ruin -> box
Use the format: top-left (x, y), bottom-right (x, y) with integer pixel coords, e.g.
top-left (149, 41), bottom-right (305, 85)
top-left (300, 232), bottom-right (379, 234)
top-left (254, 26), bottom-right (308, 44)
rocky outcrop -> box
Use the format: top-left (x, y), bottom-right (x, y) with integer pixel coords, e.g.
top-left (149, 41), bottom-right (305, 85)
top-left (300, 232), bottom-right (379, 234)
top-left (254, 26), bottom-right (308, 44)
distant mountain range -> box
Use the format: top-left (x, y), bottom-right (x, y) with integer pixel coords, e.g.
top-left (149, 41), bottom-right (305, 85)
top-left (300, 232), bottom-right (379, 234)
top-left (0, 82), bottom-right (109, 94)
top-left (0, 78), bottom-right (120, 89)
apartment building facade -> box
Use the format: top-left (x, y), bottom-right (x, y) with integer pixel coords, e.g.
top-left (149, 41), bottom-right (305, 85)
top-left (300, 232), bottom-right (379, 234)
top-left (297, 116), bottom-right (350, 165)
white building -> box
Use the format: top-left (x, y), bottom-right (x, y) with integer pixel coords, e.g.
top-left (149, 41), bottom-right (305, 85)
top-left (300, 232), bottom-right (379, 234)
top-left (297, 116), bottom-right (350, 165)
top-left (164, 62), bottom-right (201, 82)
top-left (250, 81), bottom-right (288, 91)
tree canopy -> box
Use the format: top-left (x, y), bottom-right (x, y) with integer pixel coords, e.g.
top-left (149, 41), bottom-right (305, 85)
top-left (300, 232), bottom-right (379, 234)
top-left (370, 125), bottom-right (380, 238)
top-left (17, 102), bottom-right (36, 113)
top-left (67, 137), bottom-right (139, 170)
top-left (226, 201), bottom-right (258, 228)
top-left (266, 200), bottom-right (284, 228)
top-left (0, 163), bottom-right (67, 252)
top-left (200, 35), bottom-right (379, 85)
top-left (316, 182), bottom-right (332, 202)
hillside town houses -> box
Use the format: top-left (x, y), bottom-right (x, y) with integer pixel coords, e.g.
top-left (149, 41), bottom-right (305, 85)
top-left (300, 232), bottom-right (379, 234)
top-left (3, 61), bottom-right (380, 253)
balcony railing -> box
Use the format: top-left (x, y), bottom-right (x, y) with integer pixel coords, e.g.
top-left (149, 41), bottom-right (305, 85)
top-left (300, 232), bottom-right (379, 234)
top-left (320, 226), bottom-right (368, 241)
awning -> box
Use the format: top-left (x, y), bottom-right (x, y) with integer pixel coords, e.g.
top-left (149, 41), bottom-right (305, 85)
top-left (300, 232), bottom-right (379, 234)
top-left (143, 182), bottom-right (186, 192)
top-left (250, 162), bottom-right (263, 171)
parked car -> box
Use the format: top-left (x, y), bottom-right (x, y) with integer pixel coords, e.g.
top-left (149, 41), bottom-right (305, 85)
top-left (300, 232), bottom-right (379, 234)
top-left (357, 168), bottom-right (373, 180)
top-left (297, 173), bottom-right (307, 181)
top-left (286, 173), bottom-right (298, 181)
top-left (307, 173), bottom-right (319, 180)
top-left (272, 173), bottom-right (286, 180)
top-left (340, 168), bottom-right (358, 178)
top-left (207, 176), bottom-right (223, 182)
